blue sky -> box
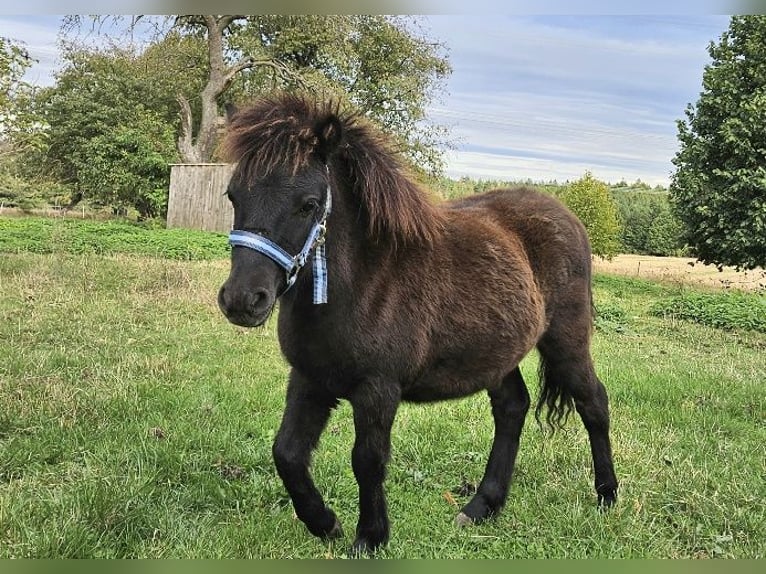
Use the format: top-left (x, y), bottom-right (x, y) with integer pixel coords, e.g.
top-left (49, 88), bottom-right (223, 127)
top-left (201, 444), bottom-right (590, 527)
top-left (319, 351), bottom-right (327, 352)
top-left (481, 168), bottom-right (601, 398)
top-left (1, 14), bottom-right (731, 185)
top-left (422, 15), bottom-right (730, 185)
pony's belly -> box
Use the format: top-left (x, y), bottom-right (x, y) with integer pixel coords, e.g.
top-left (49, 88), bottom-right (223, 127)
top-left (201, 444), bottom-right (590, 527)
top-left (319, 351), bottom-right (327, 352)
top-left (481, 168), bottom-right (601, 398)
top-left (401, 358), bottom-right (516, 403)
top-left (401, 382), bottom-right (490, 403)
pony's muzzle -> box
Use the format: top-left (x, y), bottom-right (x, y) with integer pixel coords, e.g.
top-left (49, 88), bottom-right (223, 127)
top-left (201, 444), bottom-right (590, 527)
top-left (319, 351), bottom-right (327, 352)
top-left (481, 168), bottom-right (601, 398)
top-left (218, 283), bottom-right (274, 327)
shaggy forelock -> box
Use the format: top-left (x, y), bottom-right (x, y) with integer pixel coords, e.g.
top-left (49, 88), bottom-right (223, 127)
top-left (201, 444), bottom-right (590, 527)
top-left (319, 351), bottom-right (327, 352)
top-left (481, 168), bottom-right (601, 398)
top-left (221, 92), bottom-right (444, 245)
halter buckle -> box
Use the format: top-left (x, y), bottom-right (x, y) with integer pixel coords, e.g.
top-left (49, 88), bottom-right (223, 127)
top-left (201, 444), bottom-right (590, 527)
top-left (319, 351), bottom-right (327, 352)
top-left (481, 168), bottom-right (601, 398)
top-left (315, 222), bottom-right (327, 246)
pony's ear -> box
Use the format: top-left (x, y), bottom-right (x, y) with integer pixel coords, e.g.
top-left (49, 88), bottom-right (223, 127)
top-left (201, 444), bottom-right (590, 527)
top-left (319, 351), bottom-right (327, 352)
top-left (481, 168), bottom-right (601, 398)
top-left (224, 103), bottom-right (239, 122)
top-left (314, 115), bottom-right (343, 162)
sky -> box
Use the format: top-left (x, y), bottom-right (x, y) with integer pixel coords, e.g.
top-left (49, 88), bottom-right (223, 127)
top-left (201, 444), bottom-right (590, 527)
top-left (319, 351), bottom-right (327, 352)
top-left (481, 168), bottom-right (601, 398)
top-left (423, 15), bottom-right (730, 185)
top-left (1, 13), bottom-right (732, 186)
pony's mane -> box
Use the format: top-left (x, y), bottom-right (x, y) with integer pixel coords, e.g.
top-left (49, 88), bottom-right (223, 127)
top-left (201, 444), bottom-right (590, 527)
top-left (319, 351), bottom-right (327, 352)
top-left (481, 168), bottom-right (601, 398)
top-left (221, 92), bottom-right (444, 245)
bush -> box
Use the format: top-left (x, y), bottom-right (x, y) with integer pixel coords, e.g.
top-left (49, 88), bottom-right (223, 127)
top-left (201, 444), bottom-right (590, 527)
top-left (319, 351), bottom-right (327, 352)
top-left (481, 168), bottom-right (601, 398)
top-left (645, 202), bottom-right (685, 256)
top-left (0, 169), bottom-right (37, 210)
top-left (613, 191), bottom-right (686, 256)
top-left (651, 291), bottom-right (766, 333)
top-left (1, 157), bottom-right (75, 210)
top-left (594, 301), bottom-right (630, 333)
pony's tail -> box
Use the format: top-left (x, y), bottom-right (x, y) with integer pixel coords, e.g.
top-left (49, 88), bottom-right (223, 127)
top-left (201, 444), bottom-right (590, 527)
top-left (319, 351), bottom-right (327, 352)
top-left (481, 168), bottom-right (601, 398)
top-left (534, 355), bottom-right (575, 432)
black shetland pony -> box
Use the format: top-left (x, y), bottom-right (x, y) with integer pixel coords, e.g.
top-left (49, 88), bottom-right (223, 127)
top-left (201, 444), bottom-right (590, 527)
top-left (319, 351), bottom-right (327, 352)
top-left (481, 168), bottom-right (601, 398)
top-left (217, 93), bottom-right (618, 555)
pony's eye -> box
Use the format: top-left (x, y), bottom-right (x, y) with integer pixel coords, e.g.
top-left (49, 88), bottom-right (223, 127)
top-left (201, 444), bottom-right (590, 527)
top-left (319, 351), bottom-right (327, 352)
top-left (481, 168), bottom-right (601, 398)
top-left (299, 199), bottom-right (319, 217)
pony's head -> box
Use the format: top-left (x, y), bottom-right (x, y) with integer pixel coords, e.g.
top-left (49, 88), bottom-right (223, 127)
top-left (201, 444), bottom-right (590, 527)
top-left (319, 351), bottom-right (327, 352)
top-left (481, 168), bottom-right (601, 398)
top-left (217, 96), bottom-right (343, 327)
top-left (217, 92), bottom-right (444, 327)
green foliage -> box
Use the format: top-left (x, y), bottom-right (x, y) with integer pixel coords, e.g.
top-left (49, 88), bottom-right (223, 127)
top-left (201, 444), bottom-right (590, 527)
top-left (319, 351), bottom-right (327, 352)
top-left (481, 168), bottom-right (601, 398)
top-left (77, 112), bottom-right (177, 219)
top-left (0, 165), bottom-right (74, 210)
top-left (24, 44), bottom-right (184, 215)
top-left (646, 202), bottom-right (685, 256)
top-left (561, 172), bottom-right (621, 259)
top-left (12, 16), bottom-right (450, 220)
top-left (614, 191), bottom-right (654, 254)
top-left (671, 15), bottom-right (766, 270)
top-left (0, 216), bottom-right (228, 260)
top-left (652, 290), bottom-right (766, 333)
top-left (614, 191), bottom-right (686, 256)
top-left (430, 175), bottom-right (563, 201)
top-left (0, 36), bottom-right (32, 121)
top-left (228, 15), bottom-right (452, 174)
top-left (594, 300), bottom-right (630, 333)
top-left (1, 36), bottom-right (54, 210)
top-left (0, 167), bottom-right (35, 209)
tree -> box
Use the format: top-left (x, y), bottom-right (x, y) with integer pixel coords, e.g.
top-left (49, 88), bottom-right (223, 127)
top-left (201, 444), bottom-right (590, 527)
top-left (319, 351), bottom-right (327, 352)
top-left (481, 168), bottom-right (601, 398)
top-left (76, 15), bottom-right (451, 174)
top-left (0, 36), bottom-right (32, 126)
top-left (561, 172), bottom-right (621, 259)
top-left (613, 191), bottom-right (685, 256)
top-left (670, 15), bottom-right (766, 270)
top-left (645, 201), bottom-right (685, 256)
top-left (21, 16), bottom-right (450, 217)
top-left (76, 109), bottom-right (176, 219)
top-left (26, 41), bottom-right (183, 215)
top-left (614, 191), bottom-right (654, 254)
top-left (1, 36), bottom-right (45, 209)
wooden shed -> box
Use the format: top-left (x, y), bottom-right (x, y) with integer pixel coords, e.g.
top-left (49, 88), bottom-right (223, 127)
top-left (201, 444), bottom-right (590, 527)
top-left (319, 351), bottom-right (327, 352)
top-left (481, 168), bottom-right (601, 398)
top-left (167, 163), bottom-right (236, 233)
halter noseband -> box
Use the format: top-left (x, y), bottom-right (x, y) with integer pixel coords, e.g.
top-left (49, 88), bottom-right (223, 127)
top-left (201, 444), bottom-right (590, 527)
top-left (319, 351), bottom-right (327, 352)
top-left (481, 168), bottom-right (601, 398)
top-left (228, 169), bottom-right (332, 305)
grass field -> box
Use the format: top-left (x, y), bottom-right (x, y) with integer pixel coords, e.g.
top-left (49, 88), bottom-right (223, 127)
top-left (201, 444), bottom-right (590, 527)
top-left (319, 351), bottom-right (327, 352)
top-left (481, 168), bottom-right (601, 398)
top-left (0, 218), bottom-right (764, 558)
top-left (593, 254), bottom-right (766, 292)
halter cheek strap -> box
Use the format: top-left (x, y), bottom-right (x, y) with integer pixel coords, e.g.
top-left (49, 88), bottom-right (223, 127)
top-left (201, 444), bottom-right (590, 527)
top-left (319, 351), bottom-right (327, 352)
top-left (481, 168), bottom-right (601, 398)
top-left (228, 179), bottom-right (332, 305)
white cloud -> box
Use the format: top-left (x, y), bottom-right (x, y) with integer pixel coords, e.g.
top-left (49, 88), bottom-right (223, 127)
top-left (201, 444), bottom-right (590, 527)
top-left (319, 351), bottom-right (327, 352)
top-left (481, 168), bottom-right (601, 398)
top-left (430, 89), bottom-right (678, 185)
top-left (444, 149), bottom-right (669, 186)
top-left (0, 16), bottom-right (62, 87)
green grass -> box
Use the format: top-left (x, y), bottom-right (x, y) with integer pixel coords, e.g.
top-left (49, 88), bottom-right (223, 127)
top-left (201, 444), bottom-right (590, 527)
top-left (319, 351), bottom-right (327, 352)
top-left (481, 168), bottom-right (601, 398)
top-left (0, 219), bottom-right (764, 558)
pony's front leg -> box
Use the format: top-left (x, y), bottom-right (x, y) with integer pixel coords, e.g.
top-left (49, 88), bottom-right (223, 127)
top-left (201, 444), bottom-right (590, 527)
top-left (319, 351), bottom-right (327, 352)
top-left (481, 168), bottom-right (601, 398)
top-left (348, 381), bottom-right (401, 555)
top-left (272, 370), bottom-right (343, 540)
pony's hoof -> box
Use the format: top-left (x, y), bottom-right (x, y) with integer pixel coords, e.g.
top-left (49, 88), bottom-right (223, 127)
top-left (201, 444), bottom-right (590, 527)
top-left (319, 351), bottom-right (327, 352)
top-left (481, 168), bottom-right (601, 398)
top-left (348, 538), bottom-right (376, 558)
top-left (322, 517), bottom-right (344, 540)
top-left (455, 512), bottom-right (473, 527)
top-left (598, 491), bottom-right (617, 510)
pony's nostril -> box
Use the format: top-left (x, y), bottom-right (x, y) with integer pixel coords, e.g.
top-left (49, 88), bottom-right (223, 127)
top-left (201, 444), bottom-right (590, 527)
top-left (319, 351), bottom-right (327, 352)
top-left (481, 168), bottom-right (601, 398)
top-left (249, 289), bottom-right (270, 312)
top-left (219, 283), bottom-right (272, 325)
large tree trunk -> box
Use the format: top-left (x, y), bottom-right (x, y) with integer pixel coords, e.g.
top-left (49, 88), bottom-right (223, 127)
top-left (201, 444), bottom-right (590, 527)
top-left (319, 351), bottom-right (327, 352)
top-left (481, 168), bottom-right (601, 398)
top-left (176, 16), bottom-right (233, 163)
top-left (175, 15), bottom-right (302, 163)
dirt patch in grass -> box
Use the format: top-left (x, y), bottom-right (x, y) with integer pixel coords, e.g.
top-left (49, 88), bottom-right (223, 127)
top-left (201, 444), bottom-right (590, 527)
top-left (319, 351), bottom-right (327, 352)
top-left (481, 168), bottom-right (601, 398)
top-left (593, 254), bottom-right (766, 291)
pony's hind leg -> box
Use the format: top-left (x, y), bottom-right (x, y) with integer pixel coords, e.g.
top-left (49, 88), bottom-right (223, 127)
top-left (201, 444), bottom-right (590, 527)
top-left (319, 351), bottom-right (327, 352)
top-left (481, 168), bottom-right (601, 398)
top-left (577, 371), bottom-right (618, 508)
top-left (457, 367), bottom-right (530, 525)
top-left (537, 336), bottom-right (618, 507)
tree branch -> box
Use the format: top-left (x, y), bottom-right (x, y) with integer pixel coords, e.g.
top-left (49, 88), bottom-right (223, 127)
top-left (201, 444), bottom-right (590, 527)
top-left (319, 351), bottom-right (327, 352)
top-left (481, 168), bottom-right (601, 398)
top-left (222, 57), bottom-right (308, 91)
top-left (216, 15), bottom-right (244, 34)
